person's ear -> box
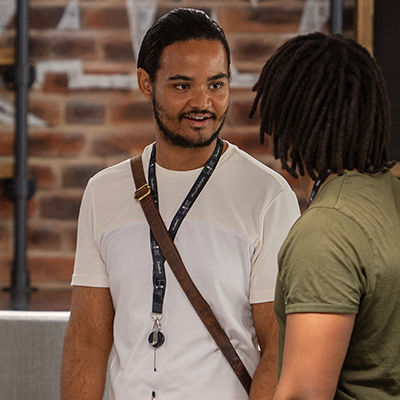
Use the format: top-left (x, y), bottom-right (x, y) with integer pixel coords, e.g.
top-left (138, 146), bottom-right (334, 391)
top-left (137, 68), bottom-right (153, 100)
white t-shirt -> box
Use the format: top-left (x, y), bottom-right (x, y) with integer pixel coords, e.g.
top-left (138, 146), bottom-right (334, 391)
top-left (72, 142), bottom-right (300, 400)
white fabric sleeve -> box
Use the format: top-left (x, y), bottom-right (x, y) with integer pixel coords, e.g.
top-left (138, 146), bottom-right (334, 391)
top-left (250, 188), bottom-right (300, 304)
top-left (71, 180), bottom-right (110, 287)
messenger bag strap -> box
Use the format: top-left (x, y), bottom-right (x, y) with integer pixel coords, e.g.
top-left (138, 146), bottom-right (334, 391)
top-left (130, 155), bottom-right (252, 395)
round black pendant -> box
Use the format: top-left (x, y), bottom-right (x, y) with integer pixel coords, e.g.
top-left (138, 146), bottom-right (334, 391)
top-left (148, 331), bottom-right (165, 348)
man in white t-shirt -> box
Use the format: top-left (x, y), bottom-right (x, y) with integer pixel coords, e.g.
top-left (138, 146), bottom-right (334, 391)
top-left (61, 8), bottom-right (300, 400)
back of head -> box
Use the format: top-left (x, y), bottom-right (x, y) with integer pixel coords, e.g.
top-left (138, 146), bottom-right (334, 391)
top-left (250, 32), bottom-right (394, 179)
top-left (137, 8), bottom-right (231, 82)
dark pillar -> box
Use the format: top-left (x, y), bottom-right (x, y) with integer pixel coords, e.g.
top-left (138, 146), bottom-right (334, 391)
top-left (11, 0), bottom-right (31, 310)
top-left (330, 0), bottom-right (343, 34)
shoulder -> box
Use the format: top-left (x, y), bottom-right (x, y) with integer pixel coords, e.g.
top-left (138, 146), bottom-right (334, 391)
top-left (79, 156), bottom-right (147, 231)
top-left (287, 206), bottom-right (362, 242)
top-left (278, 207), bottom-right (372, 313)
top-left (221, 141), bottom-right (296, 196)
top-left (88, 158), bottom-right (132, 191)
top-left (280, 206), bottom-right (373, 276)
top-left (78, 159), bottom-right (134, 219)
top-left (88, 144), bottom-right (153, 190)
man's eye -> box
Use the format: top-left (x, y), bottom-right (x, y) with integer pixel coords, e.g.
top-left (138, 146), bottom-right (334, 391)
top-left (210, 82), bottom-right (223, 90)
top-left (176, 83), bottom-right (189, 90)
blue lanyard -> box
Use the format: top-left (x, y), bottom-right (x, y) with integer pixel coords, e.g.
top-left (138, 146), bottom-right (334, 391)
top-left (308, 169), bottom-right (332, 206)
top-left (148, 138), bottom-right (224, 315)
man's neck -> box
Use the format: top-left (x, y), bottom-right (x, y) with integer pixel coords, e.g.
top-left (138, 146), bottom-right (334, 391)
top-left (154, 139), bottom-right (227, 171)
top-left (299, 170), bottom-right (337, 202)
top-left (298, 173), bottom-right (314, 201)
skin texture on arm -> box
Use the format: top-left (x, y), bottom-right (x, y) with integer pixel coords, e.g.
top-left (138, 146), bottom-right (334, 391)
top-left (61, 286), bottom-right (115, 400)
top-left (273, 312), bottom-right (356, 400)
top-left (250, 302), bottom-right (279, 400)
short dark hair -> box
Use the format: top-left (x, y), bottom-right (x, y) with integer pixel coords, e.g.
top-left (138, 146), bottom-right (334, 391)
top-left (250, 32), bottom-right (395, 179)
top-left (137, 8), bottom-right (231, 82)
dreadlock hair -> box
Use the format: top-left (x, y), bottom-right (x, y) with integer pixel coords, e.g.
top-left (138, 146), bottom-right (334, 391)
top-left (137, 8), bottom-right (231, 82)
top-left (249, 32), bottom-right (395, 180)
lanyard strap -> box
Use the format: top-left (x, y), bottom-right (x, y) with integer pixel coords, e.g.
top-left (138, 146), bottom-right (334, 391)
top-left (148, 138), bottom-right (223, 314)
top-left (308, 169), bottom-right (333, 206)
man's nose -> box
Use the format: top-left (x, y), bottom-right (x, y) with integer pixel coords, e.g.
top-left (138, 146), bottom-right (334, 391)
top-left (188, 87), bottom-right (212, 110)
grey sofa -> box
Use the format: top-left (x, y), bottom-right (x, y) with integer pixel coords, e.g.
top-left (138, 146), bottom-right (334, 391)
top-left (0, 310), bottom-right (110, 400)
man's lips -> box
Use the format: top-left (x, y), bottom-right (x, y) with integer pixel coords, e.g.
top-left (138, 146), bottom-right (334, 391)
top-left (182, 112), bottom-right (214, 128)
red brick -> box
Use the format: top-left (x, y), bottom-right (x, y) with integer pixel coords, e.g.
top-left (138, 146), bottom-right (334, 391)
top-left (27, 289), bottom-right (72, 311)
top-left (232, 37), bottom-right (277, 63)
top-left (29, 100), bottom-right (61, 126)
top-left (29, 7), bottom-right (65, 29)
top-left (0, 36), bottom-right (10, 49)
top-left (0, 133), bottom-right (14, 156)
top-left (91, 131), bottom-right (154, 157)
top-left (84, 8), bottom-right (130, 29)
top-left (83, 67), bottom-right (134, 76)
top-left (27, 226), bottom-right (61, 250)
top-left (62, 164), bottom-right (105, 188)
top-left (51, 37), bottom-right (96, 59)
top-left (0, 255), bottom-right (12, 285)
top-left (343, 6), bottom-right (355, 31)
top-left (42, 73), bottom-right (69, 93)
top-left (218, 8), bottom-right (302, 33)
top-left (30, 165), bottom-right (57, 189)
top-left (29, 132), bottom-right (85, 156)
top-left (0, 193), bottom-right (36, 218)
top-left (221, 130), bottom-right (267, 155)
top-left (226, 100), bottom-right (261, 127)
top-left (0, 163), bottom-right (13, 180)
top-left (0, 197), bottom-right (13, 218)
top-left (66, 102), bottom-right (105, 125)
top-left (65, 226), bottom-right (78, 251)
top-left (40, 195), bottom-right (82, 220)
top-left (155, 7), bottom-right (212, 21)
top-left (111, 102), bottom-right (152, 124)
top-left (29, 198), bottom-right (38, 218)
top-left (28, 256), bottom-right (74, 283)
top-left (29, 36), bottom-right (52, 58)
top-left (103, 40), bottom-right (135, 61)
top-left (0, 225), bottom-right (10, 250)
top-left (0, 34), bottom-right (14, 49)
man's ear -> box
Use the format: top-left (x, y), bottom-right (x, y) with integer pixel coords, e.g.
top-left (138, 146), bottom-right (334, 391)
top-left (137, 68), bottom-right (153, 100)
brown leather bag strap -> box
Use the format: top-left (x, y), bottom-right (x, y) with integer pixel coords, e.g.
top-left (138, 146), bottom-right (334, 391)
top-left (130, 155), bottom-right (252, 395)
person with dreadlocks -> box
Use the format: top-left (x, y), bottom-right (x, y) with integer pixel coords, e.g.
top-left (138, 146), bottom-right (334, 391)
top-left (250, 32), bottom-right (400, 399)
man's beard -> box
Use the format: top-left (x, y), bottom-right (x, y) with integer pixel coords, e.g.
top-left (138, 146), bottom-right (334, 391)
top-left (152, 98), bottom-right (228, 149)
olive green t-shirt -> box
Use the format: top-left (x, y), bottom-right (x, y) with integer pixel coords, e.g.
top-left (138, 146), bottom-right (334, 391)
top-left (275, 171), bottom-right (400, 399)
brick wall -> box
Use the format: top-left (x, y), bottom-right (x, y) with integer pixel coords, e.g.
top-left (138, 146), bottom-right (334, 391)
top-left (0, 0), bottom-right (356, 288)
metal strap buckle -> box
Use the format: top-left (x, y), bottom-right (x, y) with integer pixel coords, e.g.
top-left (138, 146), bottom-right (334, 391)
top-left (135, 184), bottom-right (151, 202)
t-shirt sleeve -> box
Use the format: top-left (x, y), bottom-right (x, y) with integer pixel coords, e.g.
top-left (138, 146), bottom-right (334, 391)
top-left (250, 188), bottom-right (300, 304)
top-left (71, 180), bottom-right (110, 287)
top-left (278, 208), bottom-right (372, 314)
